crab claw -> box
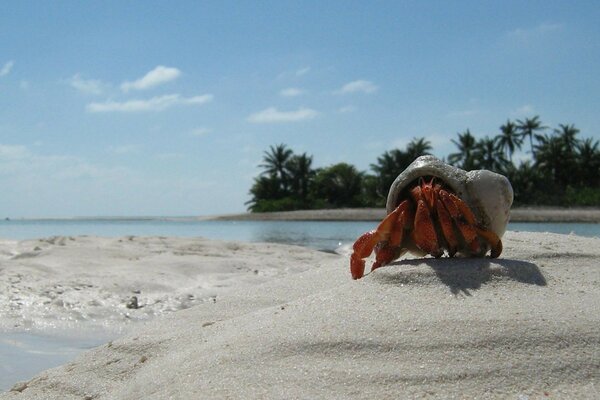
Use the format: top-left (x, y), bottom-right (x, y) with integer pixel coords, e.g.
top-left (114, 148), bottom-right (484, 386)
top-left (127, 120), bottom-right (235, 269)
top-left (350, 200), bottom-right (412, 279)
top-left (372, 200), bottom-right (413, 271)
top-left (350, 230), bottom-right (377, 279)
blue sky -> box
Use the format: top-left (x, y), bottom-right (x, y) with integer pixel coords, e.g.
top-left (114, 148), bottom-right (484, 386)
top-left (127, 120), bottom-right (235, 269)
top-left (0, 1), bottom-right (599, 217)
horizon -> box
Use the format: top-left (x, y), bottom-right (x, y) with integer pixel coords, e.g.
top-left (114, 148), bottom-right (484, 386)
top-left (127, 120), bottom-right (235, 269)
top-left (1, 1), bottom-right (599, 218)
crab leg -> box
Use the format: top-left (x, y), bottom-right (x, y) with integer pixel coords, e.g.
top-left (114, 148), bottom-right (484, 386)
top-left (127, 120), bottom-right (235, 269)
top-left (372, 201), bottom-right (413, 271)
top-left (475, 227), bottom-right (503, 258)
top-left (438, 190), bottom-right (481, 254)
top-left (439, 190), bottom-right (503, 257)
top-left (411, 197), bottom-right (443, 258)
top-left (435, 198), bottom-right (458, 257)
top-left (350, 200), bottom-right (410, 279)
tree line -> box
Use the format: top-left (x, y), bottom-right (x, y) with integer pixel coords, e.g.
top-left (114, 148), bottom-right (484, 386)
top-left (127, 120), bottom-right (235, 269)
top-left (247, 116), bottom-right (600, 212)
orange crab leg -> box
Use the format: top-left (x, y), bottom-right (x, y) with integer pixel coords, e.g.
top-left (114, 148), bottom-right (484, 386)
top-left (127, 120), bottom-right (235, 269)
top-left (446, 191), bottom-right (502, 257)
top-left (350, 201), bottom-right (408, 279)
top-left (372, 200), bottom-right (413, 271)
top-left (439, 189), bottom-right (505, 257)
top-left (350, 232), bottom-right (377, 279)
top-left (438, 190), bottom-right (481, 254)
top-left (435, 198), bottom-right (458, 257)
top-left (411, 198), bottom-right (443, 258)
top-left (475, 227), bottom-right (503, 258)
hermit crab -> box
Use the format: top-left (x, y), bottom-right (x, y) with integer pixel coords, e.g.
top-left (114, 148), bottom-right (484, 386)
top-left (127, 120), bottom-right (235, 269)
top-left (350, 156), bottom-right (513, 279)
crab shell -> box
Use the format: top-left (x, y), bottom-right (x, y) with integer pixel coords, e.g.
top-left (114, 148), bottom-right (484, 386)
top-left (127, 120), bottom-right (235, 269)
top-left (386, 155), bottom-right (513, 243)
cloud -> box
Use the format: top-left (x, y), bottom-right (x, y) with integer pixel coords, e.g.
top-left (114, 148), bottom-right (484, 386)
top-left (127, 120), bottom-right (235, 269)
top-left (120, 66), bottom-right (181, 92)
top-left (296, 66), bottom-right (310, 76)
top-left (69, 74), bottom-right (105, 95)
top-left (108, 145), bottom-right (140, 155)
top-left (0, 143), bottom-right (128, 182)
top-left (507, 22), bottom-right (564, 42)
top-left (247, 107), bottom-right (319, 123)
top-left (0, 144), bottom-right (29, 159)
top-left (86, 94), bottom-right (213, 113)
top-left (335, 80), bottom-right (378, 94)
top-left (338, 105), bottom-right (356, 113)
top-left (190, 127), bottom-right (211, 137)
top-left (0, 60), bottom-right (14, 77)
top-left (277, 66), bottom-right (311, 80)
top-left (511, 104), bottom-right (535, 117)
top-left (280, 87), bottom-right (305, 97)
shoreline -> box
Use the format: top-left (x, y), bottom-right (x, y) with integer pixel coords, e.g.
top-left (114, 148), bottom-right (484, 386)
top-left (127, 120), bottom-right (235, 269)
top-left (3, 207), bottom-right (600, 223)
top-left (210, 207), bottom-right (600, 223)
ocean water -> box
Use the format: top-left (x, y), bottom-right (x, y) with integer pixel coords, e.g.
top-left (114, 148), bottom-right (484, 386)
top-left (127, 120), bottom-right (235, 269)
top-left (0, 219), bottom-right (598, 252)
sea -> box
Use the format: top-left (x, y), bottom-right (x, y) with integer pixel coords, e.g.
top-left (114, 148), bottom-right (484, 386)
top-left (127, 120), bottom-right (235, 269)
top-left (1, 218), bottom-right (599, 391)
top-left (0, 218), bottom-right (599, 252)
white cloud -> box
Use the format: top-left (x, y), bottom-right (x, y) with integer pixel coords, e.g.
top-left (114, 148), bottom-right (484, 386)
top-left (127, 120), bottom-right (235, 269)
top-left (338, 105), bottom-right (356, 113)
top-left (0, 60), bottom-right (14, 77)
top-left (0, 144), bottom-right (29, 159)
top-left (510, 104), bottom-right (535, 117)
top-left (335, 80), bottom-right (378, 94)
top-left (0, 143), bottom-right (128, 182)
top-left (296, 66), bottom-right (310, 76)
top-left (507, 22), bottom-right (564, 42)
top-left (86, 93), bottom-right (213, 113)
top-left (190, 127), bottom-right (211, 137)
top-left (120, 65), bottom-right (181, 92)
top-left (280, 87), bottom-right (305, 97)
top-left (108, 145), bottom-right (140, 155)
top-left (247, 107), bottom-right (319, 123)
top-left (277, 66), bottom-right (311, 80)
top-left (69, 74), bottom-right (105, 95)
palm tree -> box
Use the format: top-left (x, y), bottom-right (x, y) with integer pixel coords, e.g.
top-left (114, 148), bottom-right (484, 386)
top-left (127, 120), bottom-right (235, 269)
top-left (259, 144), bottom-right (293, 192)
top-left (312, 163), bottom-right (363, 207)
top-left (475, 136), bottom-right (509, 172)
top-left (370, 149), bottom-right (412, 197)
top-left (405, 137), bottom-right (432, 161)
top-left (516, 116), bottom-right (546, 156)
top-left (506, 160), bottom-right (546, 205)
top-left (448, 129), bottom-right (478, 170)
top-left (534, 134), bottom-right (569, 186)
top-left (286, 152), bottom-right (314, 202)
top-left (555, 123), bottom-right (580, 154)
top-left (246, 174), bottom-right (283, 211)
top-left (497, 120), bottom-right (522, 162)
top-left (576, 138), bottom-right (600, 186)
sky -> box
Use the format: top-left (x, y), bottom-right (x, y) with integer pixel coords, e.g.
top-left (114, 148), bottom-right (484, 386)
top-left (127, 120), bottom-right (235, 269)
top-left (0, 1), bottom-right (599, 217)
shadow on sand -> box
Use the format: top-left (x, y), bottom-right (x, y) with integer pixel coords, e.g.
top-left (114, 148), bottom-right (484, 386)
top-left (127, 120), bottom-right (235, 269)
top-left (372, 258), bottom-right (546, 295)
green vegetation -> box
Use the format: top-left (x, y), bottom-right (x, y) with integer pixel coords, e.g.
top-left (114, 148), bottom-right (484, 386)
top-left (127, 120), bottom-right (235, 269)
top-left (247, 116), bottom-right (600, 212)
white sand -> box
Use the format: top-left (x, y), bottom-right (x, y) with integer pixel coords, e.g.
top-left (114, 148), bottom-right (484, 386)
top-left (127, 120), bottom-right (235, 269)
top-left (2, 232), bottom-right (600, 399)
top-left (0, 236), bottom-right (335, 336)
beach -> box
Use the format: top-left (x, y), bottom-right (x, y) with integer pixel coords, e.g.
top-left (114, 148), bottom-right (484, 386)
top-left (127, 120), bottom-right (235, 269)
top-left (1, 218), bottom-right (599, 398)
top-left (211, 207), bottom-right (600, 223)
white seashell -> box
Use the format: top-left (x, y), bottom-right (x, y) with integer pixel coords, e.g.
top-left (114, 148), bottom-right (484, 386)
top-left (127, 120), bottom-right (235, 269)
top-left (386, 155), bottom-right (513, 239)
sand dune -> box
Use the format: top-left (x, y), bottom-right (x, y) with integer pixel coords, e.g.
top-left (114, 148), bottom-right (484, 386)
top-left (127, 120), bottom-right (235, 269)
top-left (2, 232), bottom-right (600, 399)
